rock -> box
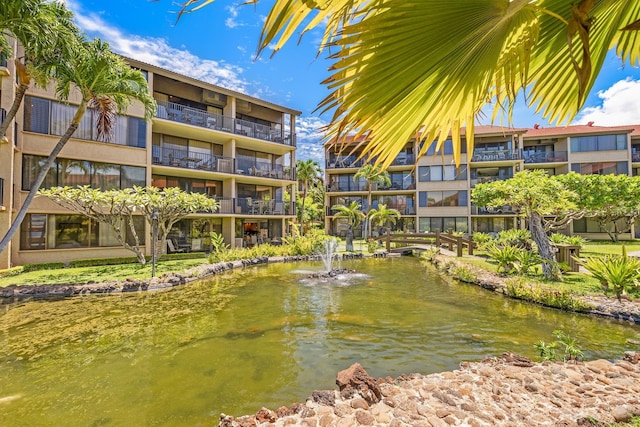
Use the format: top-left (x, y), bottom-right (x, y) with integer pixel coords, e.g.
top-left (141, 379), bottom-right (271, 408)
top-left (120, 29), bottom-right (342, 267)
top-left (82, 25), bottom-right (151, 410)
top-left (355, 410), bottom-right (375, 425)
top-left (612, 406), bottom-right (631, 422)
top-left (311, 390), bottom-right (335, 407)
top-left (336, 363), bottom-right (382, 404)
top-left (255, 407), bottom-right (276, 423)
top-left (350, 398), bottom-right (369, 410)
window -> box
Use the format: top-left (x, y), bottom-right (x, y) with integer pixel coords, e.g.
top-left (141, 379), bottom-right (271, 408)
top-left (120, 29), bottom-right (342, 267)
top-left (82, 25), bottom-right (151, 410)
top-left (424, 139), bottom-right (467, 156)
top-left (23, 95), bottom-right (147, 148)
top-left (20, 214), bottom-right (47, 250)
top-left (571, 134), bottom-right (627, 152)
top-left (22, 155), bottom-right (146, 190)
top-left (571, 162), bottom-right (628, 175)
top-left (418, 217), bottom-right (468, 233)
top-left (420, 191), bottom-right (468, 207)
top-left (418, 165), bottom-right (467, 182)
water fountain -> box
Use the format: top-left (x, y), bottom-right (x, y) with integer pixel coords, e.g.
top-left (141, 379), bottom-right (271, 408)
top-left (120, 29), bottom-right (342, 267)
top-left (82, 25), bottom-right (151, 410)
top-left (307, 238), bottom-right (356, 279)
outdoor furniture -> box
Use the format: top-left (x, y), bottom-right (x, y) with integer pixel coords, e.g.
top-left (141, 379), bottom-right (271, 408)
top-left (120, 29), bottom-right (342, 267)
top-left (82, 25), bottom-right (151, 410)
top-left (167, 239), bottom-right (186, 253)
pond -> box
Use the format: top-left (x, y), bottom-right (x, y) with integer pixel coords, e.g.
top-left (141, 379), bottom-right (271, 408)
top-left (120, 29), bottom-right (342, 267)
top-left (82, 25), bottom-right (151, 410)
top-left (0, 257), bottom-right (638, 426)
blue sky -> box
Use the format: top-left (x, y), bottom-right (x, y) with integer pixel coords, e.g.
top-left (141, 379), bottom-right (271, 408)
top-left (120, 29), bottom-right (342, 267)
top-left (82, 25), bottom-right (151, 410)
top-left (66, 1), bottom-right (640, 164)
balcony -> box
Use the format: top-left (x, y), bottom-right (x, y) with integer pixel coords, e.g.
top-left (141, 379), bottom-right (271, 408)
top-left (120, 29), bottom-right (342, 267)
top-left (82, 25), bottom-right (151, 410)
top-left (236, 197), bottom-right (292, 215)
top-left (470, 175), bottom-right (513, 187)
top-left (523, 151), bottom-right (568, 164)
top-left (152, 146), bottom-right (235, 174)
top-left (471, 149), bottom-right (521, 162)
top-left (326, 154), bottom-right (415, 169)
top-left (237, 160), bottom-right (295, 180)
top-left (633, 152), bottom-right (640, 163)
top-left (471, 205), bottom-right (516, 215)
top-left (155, 99), bottom-right (294, 146)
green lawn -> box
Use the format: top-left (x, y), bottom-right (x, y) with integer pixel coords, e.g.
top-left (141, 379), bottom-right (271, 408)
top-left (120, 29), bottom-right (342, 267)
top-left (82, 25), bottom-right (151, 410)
top-left (0, 257), bottom-right (209, 287)
top-left (581, 240), bottom-right (640, 257)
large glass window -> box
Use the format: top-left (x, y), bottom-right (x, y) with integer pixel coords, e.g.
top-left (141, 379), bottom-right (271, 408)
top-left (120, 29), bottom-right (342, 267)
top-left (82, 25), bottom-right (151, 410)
top-left (20, 214), bottom-right (47, 250)
top-left (570, 162), bottom-right (628, 175)
top-left (424, 139), bottom-right (467, 156)
top-left (571, 134), bottom-right (627, 152)
top-left (418, 217), bottom-right (468, 233)
top-left (420, 191), bottom-right (468, 207)
top-left (418, 165), bottom-right (467, 182)
top-left (22, 155), bottom-right (146, 190)
top-left (24, 95), bottom-right (147, 148)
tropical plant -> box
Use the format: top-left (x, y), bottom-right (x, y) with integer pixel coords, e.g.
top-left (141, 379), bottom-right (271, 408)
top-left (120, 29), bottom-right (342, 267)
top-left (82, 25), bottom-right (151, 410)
top-left (367, 203), bottom-right (401, 234)
top-left (472, 232), bottom-right (494, 251)
top-left (354, 165), bottom-right (391, 238)
top-left (497, 229), bottom-right (533, 250)
top-left (332, 201), bottom-right (365, 230)
top-left (575, 247), bottom-right (640, 301)
top-left (0, 38), bottom-right (156, 254)
top-left (473, 170), bottom-right (584, 280)
top-left (171, 1), bottom-right (640, 168)
top-left (487, 244), bottom-right (521, 274)
top-left (0, 0), bottom-right (80, 140)
top-left (295, 159), bottom-right (322, 234)
top-left (513, 250), bottom-right (543, 276)
top-left (207, 232), bottom-right (230, 262)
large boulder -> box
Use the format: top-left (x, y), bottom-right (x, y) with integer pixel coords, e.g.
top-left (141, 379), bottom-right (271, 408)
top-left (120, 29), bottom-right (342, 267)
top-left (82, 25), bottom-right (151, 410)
top-left (336, 363), bottom-right (382, 404)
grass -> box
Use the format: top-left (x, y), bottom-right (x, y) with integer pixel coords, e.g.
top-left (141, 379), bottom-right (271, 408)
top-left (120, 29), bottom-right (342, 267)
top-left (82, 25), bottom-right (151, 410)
top-left (0, 256), bottom-right (209, 287)
top-left (609, 416), bottom-right (640, 427)
top-left (582, 240), bottom-right (640, 257)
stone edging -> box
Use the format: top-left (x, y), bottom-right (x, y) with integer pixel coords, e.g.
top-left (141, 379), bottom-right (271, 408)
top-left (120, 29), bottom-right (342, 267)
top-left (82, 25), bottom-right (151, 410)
top-left (219, 352), bottom-right (640, 427)
top-left (428, 252), bottom-right (640, 325)
top-left (0, 253), bottom-right (372, 299)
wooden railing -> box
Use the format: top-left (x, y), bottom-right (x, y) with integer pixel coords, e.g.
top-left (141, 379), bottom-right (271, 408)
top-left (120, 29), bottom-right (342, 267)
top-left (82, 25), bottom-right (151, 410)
top-left (384, 229), bottom-right (474, 257)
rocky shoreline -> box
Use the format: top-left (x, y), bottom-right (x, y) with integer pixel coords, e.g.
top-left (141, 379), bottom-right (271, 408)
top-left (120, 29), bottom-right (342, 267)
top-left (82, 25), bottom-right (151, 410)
top-left (220, 353), bottom-right (640, 427)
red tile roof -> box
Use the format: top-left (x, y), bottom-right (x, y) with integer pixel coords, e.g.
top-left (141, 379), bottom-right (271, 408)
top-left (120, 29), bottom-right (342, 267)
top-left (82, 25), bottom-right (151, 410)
top-left (524, 124), bottom-right (640, 138)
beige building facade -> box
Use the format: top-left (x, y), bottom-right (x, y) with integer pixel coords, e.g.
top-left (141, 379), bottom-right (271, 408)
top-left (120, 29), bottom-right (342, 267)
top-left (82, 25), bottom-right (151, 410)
top-left (325, 124), bottom-right (640, 239)
top-left (0, 42), bottom-right (300, 269)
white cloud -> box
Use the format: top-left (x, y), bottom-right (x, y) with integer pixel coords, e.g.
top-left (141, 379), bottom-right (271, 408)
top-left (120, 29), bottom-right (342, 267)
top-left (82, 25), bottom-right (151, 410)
top-left (225, 5), bottom-right (243, 29)
top-left (576, 78), bottom-right (640, 125)
top-left (68, 2), bottom-right (250, 93)
top-left (294, 116), bottom-right (329, 165)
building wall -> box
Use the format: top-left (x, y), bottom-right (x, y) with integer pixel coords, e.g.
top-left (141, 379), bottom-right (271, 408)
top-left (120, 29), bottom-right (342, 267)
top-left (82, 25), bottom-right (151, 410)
top-left (0, 51), bottom-right (300, 269)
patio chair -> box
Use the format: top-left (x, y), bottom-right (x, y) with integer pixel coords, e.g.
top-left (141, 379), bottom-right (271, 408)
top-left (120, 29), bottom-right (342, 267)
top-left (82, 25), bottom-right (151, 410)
top-left (167, 239), bottom-right (186, 253)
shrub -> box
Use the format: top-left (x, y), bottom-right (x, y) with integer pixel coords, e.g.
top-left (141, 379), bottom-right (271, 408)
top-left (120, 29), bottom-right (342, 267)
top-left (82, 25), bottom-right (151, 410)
top-left (575, 246), bottom-right (640, 301)
top-left (497, 229), bottom-right (533, 249)
top-left (535, 330), bottom-right (584, 362)
top-left (421, 247), bottom-right (440, 263)
top-left (487, 244), bottom-right (520, 274)
top-left (451, 264), bottom-right (478, 283)
top-left (550, 233), bottom-right (586, 248)
top-left (505, 277), bottom-right (592, 311)
top-left (513, 250), bottom-right (543, 276)
top-left (472, 232), bottom-right (494, 250)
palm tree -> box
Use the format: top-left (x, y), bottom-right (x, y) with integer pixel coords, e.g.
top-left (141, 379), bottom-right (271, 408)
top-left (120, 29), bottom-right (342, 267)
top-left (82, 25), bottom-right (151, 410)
top-left (368, 204), bottom-right (401, 237)
top-left (0, 38), bottom-right (156, 253)
top-left (178, 1), bottom-right (640, 167)
top-left (0, 0), bottom-right (79, 139)
top-left (296, 159), bottom-right (322, 234)
top-left (332, 201), bottom-right (366, 230)
top-left (354, 164), bottom-right (391, 239)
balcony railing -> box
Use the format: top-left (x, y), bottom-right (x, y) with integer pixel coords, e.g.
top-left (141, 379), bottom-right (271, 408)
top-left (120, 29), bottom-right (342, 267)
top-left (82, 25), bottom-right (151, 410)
top-left (326, 182), bottom-right (415, 192)
top-left (152, 146), bottom-right (235, 174)
top-left (471, 149), bottom-right (521, 162)
top-left (236, 197), bottom-right (292, 215)
top-left (326, 205), bottom-right (415, 216)
top-left (471, 205), bottom-right (516, 215)
top-left (470, 175), bottom-right (513, 187)
top-left (152, 146), bottom-right (295, 180)
top-left (326, 154), bottom-right (415, 169)
top-left (523, 151), bottom-right (568, 164)
top-left (155, 99), bottom-right (294, 146)
top-left (633, 152), bottom-right (640, 162)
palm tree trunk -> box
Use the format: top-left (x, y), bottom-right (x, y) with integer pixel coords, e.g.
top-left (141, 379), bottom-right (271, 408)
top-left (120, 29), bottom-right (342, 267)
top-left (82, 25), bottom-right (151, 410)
top-left (529, 211), bottom-right (559, 280)
top-left (300, 182), bottom-right (307, 235)
top-left (0, 83), bottom-right (29, 139)
top-left (0, 104), bottom-right (84, 254)
top-left (366, 185), bottom-right (373, 239)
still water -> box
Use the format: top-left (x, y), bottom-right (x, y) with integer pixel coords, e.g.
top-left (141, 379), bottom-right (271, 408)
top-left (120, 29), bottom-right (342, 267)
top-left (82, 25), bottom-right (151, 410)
top-left (0, 257), bottom-right (638, 426)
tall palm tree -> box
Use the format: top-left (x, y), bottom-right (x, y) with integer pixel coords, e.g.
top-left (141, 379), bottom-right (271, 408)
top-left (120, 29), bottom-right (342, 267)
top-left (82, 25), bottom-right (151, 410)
top-left (177, 1), bottom-right (640, 166)
top-left (296, 159), bottom-right (322, 234)
top-left (354, 164), bottom-right (391, 239)
top-left (368, 204), bottom-right (401, 237)
top-left (0, 0), bottom-right (79, 139)
top-left (0, 38), bottom-right (156, 253)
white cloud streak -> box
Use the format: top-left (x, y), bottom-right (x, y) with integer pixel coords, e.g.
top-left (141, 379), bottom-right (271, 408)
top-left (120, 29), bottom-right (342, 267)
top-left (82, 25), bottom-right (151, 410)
top-left (576, 78), bottom-right (640, 125)
top-left (68, 2), bottom-right (250, 93)
top-left (295, 116), bottom-right (329, 166)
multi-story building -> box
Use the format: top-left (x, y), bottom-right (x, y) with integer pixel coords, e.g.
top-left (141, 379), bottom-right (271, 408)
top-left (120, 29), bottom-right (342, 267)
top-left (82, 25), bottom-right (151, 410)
top-left (325, 123), bottom-right (640, 240)
top-left (0, 43), bottom-right (300, 269)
